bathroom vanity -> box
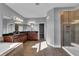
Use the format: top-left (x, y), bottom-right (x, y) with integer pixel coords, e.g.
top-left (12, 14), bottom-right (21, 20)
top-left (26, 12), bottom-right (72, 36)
top-left (3, 31), bottom-right (38, 42)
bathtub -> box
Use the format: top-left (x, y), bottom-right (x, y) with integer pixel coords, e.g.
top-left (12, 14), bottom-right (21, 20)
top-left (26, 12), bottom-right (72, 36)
top-left (0, 43), bottom-right (23, 56)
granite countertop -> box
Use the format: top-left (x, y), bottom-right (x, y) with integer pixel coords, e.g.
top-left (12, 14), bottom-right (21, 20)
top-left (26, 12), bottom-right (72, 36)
top-left (3, 31), bottom-right (38, 36)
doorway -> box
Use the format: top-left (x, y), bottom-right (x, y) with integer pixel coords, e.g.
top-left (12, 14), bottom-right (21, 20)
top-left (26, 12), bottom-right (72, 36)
top-left (61, 11), bottom-right (77, 47)
top-left (39, 23), bottom-right (44, 41)
top-left (61, 11), bottom-right (72, 47)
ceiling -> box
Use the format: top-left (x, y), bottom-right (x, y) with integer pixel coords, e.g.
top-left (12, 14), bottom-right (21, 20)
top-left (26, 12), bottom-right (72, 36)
top-left (5, 3), bottom-right (79, 18)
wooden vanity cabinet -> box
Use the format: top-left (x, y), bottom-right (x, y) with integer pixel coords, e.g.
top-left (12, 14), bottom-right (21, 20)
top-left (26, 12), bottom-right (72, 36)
top-left (3, 35), bottom-right (13, 42)
top-left (27, 31), bottom-right (38, 41)
top-left (3, 31), bottom-right (38, 42)
top-left (13, 33), bottom-right (27, 42)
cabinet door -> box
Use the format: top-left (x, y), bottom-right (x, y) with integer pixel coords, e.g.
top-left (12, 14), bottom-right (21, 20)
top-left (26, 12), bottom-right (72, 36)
top-left (31, 32), bottom-right (38, 41)
top-left (13, 35), bottom-right (18, 42)
top-left (27, 32), bottom-right (38, 41)
top-left (27, 32), bottom-right (31, 40)
top-left (4, 36), bottom-right (13, 42)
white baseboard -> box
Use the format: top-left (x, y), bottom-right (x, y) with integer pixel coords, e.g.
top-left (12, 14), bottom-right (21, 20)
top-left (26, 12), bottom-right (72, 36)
top-left (47, 42), bottom-right (61, 48)
top-left (62, 47), bottom-right (74, 56)
top-left (71, 43), bottom-right (79, 47)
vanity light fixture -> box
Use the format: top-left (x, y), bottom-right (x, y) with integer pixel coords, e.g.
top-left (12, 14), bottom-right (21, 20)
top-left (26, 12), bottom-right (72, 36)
top-left (13, 16), bottom-right (23, 24)
top-left (13, 16), bottom-right (23, 22)
top-left (28, 21), bottom-right (36, 25)
top-left (15, 17), bottom-right (23, 22)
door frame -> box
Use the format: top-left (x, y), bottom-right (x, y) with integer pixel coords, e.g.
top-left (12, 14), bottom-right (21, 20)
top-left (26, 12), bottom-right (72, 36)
top-left (39, 23), bottom-right (45, 40)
